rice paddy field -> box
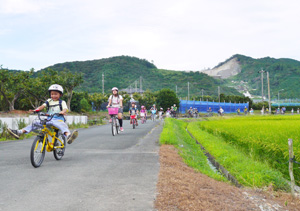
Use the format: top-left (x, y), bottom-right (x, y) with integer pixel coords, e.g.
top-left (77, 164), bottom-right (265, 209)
top-left (160, 115), bottom-right (300, 191)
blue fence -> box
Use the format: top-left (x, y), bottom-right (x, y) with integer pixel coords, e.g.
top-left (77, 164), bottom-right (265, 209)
top-left (179, 100), bottom-right (249, 113)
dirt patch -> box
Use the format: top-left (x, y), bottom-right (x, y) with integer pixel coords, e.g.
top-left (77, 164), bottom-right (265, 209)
top-left (0, 110), bottom-right (30, 117)
top-left (155, 145), bottom-right (300, 211)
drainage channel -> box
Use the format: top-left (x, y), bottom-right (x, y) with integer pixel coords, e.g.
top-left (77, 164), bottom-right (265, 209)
top-left (186, 129), bottom-right (242, 188)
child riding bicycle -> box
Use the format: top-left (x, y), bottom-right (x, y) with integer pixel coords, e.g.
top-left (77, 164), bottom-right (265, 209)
top-left (129, 102), bottom-right (139, 126)
top-left (107, 87), bottom-right (124, 132)
top-left (140, 105), bottom-right (147, 122)
top-left (7, 84), bottom-right (78, 144)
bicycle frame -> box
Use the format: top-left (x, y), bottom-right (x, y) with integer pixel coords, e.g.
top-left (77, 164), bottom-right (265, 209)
top-left (36, 125), bottom-right (65, 152)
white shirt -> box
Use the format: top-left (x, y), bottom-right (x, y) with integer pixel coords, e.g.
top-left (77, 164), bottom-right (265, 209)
top-left (109, 95), bottom-right (123, 108)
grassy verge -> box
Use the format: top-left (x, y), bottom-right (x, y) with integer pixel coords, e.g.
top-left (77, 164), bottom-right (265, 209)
top-left (187, 121), bottom-right (289, 190)
top-left (160, 118), bottom-right (226, 182)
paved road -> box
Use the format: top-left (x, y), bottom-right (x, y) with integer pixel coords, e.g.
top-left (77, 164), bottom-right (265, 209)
top-left (0, 120), bottom-right (162, 211)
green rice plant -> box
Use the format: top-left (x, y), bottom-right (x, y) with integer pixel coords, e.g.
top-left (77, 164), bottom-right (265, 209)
top-left (187, 122), bottom-right (289, 190)
top-left (160, 118), bottom-right (226, 181)
top-left (197, 115), bottom-right (300, 185)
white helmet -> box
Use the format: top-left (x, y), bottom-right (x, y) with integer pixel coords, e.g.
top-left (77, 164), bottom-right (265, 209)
top-left (112, 87), bottom-right (118, 91)
top-left (48, 84), bottom-right (63, 95)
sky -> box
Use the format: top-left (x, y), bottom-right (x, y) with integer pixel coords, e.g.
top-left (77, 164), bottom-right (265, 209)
top-left (1, 0), bottom-right (300, 71)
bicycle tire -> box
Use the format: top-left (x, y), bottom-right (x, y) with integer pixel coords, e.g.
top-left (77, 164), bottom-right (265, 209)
top-left (112, 117), bottom-right (116, 136)
top-left (53, 132), bottom-right (66, 160)
top-left (30, 136), bottom-right (45, 168)
top-left (116, 118), bottom-right (120, 134)
top-left (133, 119), bottom-right (135, 129)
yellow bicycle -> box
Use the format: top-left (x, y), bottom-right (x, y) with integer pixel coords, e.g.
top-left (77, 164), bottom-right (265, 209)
top-left (30, 112), bottom-right (66, 168)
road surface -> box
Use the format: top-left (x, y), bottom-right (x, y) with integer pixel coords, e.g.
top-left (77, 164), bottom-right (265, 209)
top-left (0, 120), bottom-right (162, 211)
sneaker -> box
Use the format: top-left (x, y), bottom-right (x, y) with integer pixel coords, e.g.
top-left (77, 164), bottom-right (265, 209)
top-left (7, 128), bottom-right (21, 139)
top-left (67, 130), bottom-right (78, 144)
top-left (120, 127), bottom-right (124, 132)
top-left (109, 118), bottom-right (112, 123)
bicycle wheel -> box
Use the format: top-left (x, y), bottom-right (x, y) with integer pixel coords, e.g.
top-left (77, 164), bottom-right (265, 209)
top-left (116, 118), bottom-right (120, 134)
top-left (112, 117), bottom-right (117, 136)
top-left (30, 136), bottom-right (45, 168)
top-left (133, 119), bottom-right (135, 129)
top-left (53, 132), bottom-right (66, 160)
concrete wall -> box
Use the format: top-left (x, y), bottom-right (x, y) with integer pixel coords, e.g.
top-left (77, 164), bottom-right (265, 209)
top-left (0, 115), bottom-right (88, 130)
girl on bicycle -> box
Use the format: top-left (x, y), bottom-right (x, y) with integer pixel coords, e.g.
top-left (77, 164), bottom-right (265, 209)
top-left (107, 87), bottom-right (124, 132)
top-left (166, 108), bottom-right (171, 118)
top-left (140, 105), bottom-right (147, 123)
top-left (129, 102), bottom-right (139, 126)
top-left (159, 108), bottom-right (164, 120)
top-left (7, 84), bottom-right (78, 144)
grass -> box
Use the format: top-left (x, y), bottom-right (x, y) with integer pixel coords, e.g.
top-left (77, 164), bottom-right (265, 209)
top-left (159, 118), bottom-right (226, 182)
top-left (187, 122), bottom-right (289, 190)
top-left (198, 115), bottom-right (300, 185)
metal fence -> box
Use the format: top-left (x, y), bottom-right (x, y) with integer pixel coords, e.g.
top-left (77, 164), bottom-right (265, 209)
top-left (179, 100), bottom-right (249, 113)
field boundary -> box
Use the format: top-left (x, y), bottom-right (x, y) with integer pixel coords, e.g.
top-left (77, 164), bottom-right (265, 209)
top-left (186, 128), bottom-right (242, 188)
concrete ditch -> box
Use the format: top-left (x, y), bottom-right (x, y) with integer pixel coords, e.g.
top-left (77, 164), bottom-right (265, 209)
top-left (186, 129), bottom-right (242, 188)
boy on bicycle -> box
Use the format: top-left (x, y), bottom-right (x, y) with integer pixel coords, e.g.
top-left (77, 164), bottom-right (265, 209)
top-left (7, 84), bottom-right (78, 144)
top-left (129, 102), bottom-right (139, 126)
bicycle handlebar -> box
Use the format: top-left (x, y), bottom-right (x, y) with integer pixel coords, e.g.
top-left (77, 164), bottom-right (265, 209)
top-left (34, 111), bottom-right (63, 122)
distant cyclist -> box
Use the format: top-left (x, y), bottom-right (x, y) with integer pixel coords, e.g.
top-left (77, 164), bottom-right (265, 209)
top-left (173, 104), bottom-right (177, 117)
top-left (140, 105), bottom-right (147, 123)
top-left (150, 104), bottom-right (157, 120)
top-left (129, 101), bottom-right (139, 126)
top-left (159, 108), bottom-right (164, 120)
top-left (166, 108), bottom-right (171, 118)
top-left (187, 107), bottom-right (193, 118)
top-left (107, 87), bottom-right (124, 132)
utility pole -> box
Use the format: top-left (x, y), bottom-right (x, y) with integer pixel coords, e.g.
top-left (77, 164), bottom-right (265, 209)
top-left (176, 85), bottom-right (177, 95)
top-left (188, 82), bottom-right (190, 101)
top-left (102, 73), bottom-right (104, 95)
top-left (267, 71), bottom-right (271, 113)
top-left (130, 85), bottom-right (132, 95)
top-left (201, 89), bottom-right (204, 100)
top-left (259, 69), bottom-right (265, 102)
top-left (135, 80), bottom-right (137, 93)
top-left (218, 86), bottom-right (220, 103)
top-left (140, 76), bottom-right (142, 94)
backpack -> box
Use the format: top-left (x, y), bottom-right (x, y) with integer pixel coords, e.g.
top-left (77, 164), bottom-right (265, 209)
top-left (45, 99), bottom-right (63, 112)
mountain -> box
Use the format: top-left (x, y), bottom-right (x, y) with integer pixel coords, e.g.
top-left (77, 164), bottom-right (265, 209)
top-left (202, 54), bottom-right (300, 99)
top-left (43, 56), bottom-right (240, 97)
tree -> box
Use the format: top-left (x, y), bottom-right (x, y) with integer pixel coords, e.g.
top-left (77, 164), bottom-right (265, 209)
top-left (56, 68), bottom-right (83, 111)
top-left (0, 68), bottom-right (33, 111)
top-left (156, 89), bottom-right (180, 111)
top-left (80, 98), bottom-right (91, 112)
top-left (25, 68), bottom-right (60, 108)
top-left (89, 93), bottom-right (108, 111)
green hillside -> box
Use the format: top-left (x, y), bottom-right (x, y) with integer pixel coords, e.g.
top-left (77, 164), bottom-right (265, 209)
top-left (226, 54), bottom-right (300, 99)
top-left (43, 56), bottom-right (240, 97)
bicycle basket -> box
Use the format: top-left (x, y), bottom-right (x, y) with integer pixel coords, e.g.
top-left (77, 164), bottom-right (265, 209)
top-left (151, 110), bottom-right (156, 114)
top-left (108, 107), bottom-right (119, 115)
top-left (130, 115), bottom-right (136, 119)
